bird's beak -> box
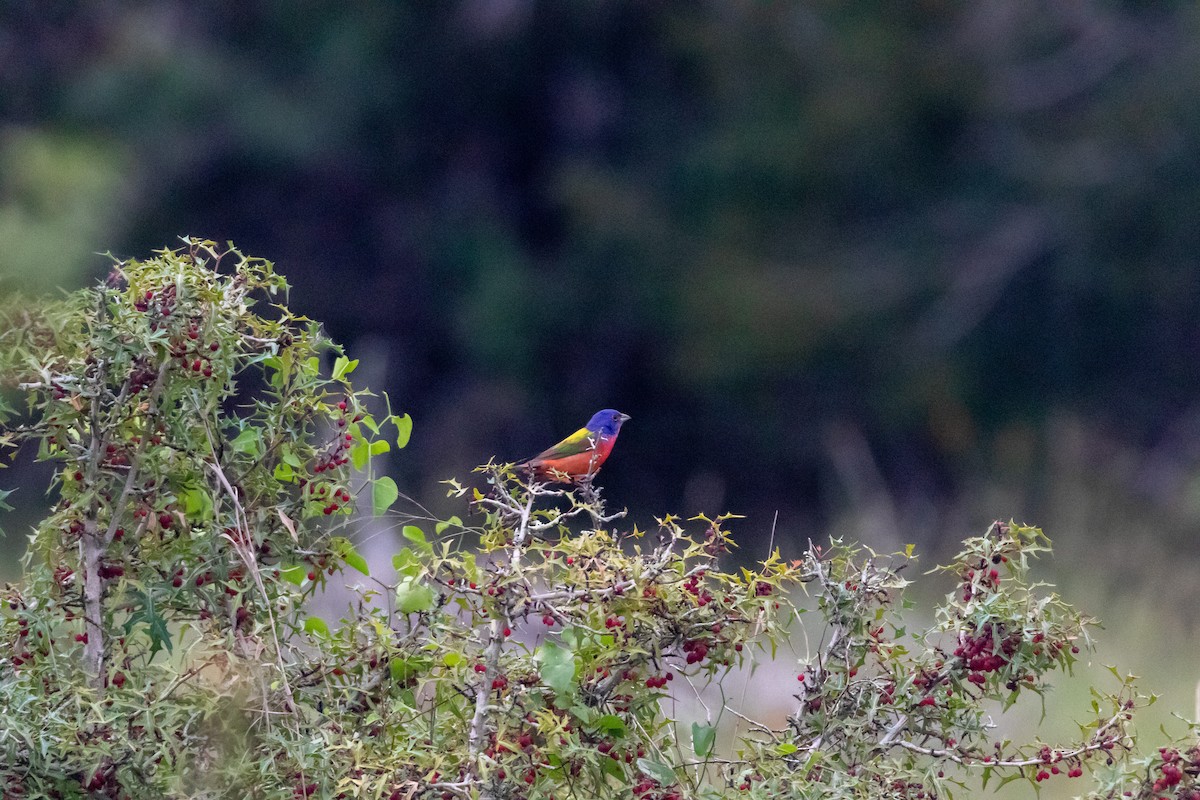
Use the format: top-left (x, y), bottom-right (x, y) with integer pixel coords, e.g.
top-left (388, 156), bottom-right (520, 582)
top-left (618, 413), bottom-right (631, 422)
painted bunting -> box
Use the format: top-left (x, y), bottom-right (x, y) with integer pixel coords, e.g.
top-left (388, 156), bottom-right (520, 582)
top-left (520, 409), bottom-right (630, 482)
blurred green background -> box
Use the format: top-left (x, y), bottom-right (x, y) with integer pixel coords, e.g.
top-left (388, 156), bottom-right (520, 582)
top-left (3, 1), bottom-right (1200, 776)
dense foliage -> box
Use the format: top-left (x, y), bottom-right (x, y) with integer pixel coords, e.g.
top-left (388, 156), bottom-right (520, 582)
top-left (0, 244), bottom-right (1198, 799)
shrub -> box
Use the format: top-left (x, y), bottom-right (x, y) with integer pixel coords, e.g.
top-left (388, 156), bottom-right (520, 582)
top-left (0, 240), bottom-right (1193, 799)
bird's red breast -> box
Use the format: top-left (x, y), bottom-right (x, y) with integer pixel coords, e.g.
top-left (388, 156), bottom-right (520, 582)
top-left (526, 432), bottom-right (618, 480)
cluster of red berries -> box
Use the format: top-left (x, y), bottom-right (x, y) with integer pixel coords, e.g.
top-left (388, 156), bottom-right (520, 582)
top-left (633, 778), bottom-right (683, 800)
top-left (100, 442), bottom-right (130, 468)
top-left (682, 638), bottom-right (709, 665)
top-left (952, 623), bottom-right (1021, 686)
top-left (682, 570), bottom-right (714, 606)
top-left (292, 780), bottom-right (318, 797)
top-left (53, 565), bottom-right (74, 588)
top-left (64, 517), bottom-right (85, 540)
top-left (644, 671), bottom-right (673, 689)
top-left (305, 481), bottom-right (352, 515)
top-left (8, 614), bottom-right (40, 667)
top-left (959, 553), bottom-right (1006, 602)
top-left (595, 739), bottom-right (647, 764)
top-left (127, 356), bottom-right (157, 394)
top-left (83, 763), bottom-right (118, 794)
top-left (133, 284), bottom-right (175, 316)
top-left (884, 778), bottom-right (935, 799)
top-left (311, 401), bottom-right (360, 482)
top-left (167, 318), bottom-right (220, 378)
top-left (1032, 746), bottom-right (1085, 782)
top-left (1152, 747), bottom-right (1195, 795)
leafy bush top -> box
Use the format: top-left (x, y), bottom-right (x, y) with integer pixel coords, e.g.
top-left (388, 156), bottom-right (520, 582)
top-left (0, 241), bottom-right (1194, 800)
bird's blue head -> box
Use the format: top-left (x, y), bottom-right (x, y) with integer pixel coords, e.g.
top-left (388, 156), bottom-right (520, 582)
top-left (586, 409), bottom-right (631, 436)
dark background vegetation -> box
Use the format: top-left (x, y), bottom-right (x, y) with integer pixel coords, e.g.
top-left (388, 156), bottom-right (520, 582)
top-left (4, 2), bottom-right (1200, 748)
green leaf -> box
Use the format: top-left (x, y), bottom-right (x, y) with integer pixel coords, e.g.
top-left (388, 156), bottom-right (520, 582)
top-left (350, 439), bottom-right (370, 471)
top-left (263, 355), bottom-right (285, 388)
top-left (332, 356), bottom-right (358, 380)
top-left (435, 515), bottom-right (462, 535)
top-left (691, 723), bottom-right (716, 758)
top-left (281, 565), bottom-right (308, 585)
top-left (369, 439), bottom-right (390, 456)
top-left (536, 640), bottom-right (577, 697)
top-left (601, 756), bottom-right (625, 781)
top-left (390, 657), bottom-right (421, 682)
top-left (181, 485), bottom-right (212, 518)
top-left (442, 651), bottom-right (463, 668)
top-left (303, 616), bottom-right (330, 638)
top-left (402, 525), bottom-right (426, 545)
top-left (775, 742), bottom-right (798, 756)
top-left (344, 551), bottom-right (369, 575)
top-left (395, 577), bottom-right (435, 613)
top-left (373, 476), bottom-right (398, 516)
top-left (392, 549), bottom-right (421, 577)
top-left (570, 703), bottom-right (597, 724)
top-left (123, 588), bottom-right (172, 656)
top-left (594, 714), bottom-right (626, 738)
top-left (230, 428), bottom-right (263, 457)
top-left (994, 773), bottom-right (1024, 790)
top-left (636, 758), bottom-right (676, 786)
top-left (0, 488), bottom-right (15, 512)
top-left (395, 413), bottom-right (412, 449)
top-left (332, 537), bottom-right (370, 576)
top-left (560, 627), bottom-right (583, 651)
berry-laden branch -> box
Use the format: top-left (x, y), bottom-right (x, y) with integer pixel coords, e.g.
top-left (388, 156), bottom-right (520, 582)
top-left (0, 242), bottom-right (1196, 800)
top-left (0, 240), bottom-right (413, 797)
